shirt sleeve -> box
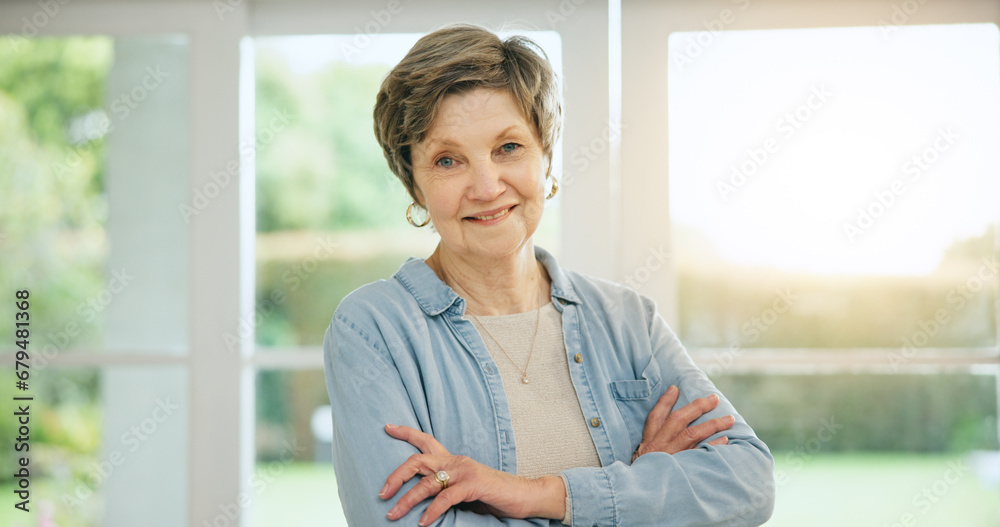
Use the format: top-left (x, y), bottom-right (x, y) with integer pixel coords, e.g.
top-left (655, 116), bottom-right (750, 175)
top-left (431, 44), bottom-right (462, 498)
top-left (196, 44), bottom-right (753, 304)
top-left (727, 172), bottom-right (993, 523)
top-left (324, 310), bottom-right (563, 526)
top-left (558, 298), bottom-right (776, 526)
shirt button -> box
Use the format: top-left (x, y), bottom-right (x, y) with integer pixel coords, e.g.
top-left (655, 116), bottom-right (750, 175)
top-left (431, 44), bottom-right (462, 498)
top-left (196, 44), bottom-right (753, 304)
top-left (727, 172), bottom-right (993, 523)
top-left (558, 298), bottom-right (566, 305)
top-left (590, 418), bottom-right (601, 428)
top-left (574, 354), bottom-right (583, 363)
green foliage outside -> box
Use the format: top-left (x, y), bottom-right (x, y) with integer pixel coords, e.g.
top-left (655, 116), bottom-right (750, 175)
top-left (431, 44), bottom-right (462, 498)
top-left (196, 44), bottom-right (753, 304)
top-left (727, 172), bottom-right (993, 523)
top-left (0, 37), bottom-right (110, 527)
top-left (248, 40), bottom-right (999, 461)
top-left (714, 373), bottom-right (998, 453)
top-left (0, 37), bottom-right (112, 350)
top-left (1, 35), bottom-right (997, 527)
top-left (254, 47), bottom-right (411, 232)
top-left (675, 224), bottom-right (997, 349)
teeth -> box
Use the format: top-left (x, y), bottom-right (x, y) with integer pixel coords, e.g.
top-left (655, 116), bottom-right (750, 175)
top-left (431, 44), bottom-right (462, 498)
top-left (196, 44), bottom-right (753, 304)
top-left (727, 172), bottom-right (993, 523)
top-left (473, 208), bottom-right (510, 221)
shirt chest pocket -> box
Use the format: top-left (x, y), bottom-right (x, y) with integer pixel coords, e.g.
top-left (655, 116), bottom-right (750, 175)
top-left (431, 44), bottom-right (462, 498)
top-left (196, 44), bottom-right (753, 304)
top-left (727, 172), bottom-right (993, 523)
top-left (609, 379), bottom-right (654, 449)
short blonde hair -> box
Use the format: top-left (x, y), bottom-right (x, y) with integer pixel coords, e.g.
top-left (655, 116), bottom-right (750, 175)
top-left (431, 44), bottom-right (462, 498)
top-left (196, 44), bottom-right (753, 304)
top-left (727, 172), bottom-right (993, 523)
top-left (373, 24), bottom-right (562, 204)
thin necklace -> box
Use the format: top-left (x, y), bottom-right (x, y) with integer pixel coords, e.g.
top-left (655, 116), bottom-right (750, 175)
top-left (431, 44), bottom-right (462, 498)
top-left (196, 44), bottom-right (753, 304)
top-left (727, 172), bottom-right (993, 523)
top-left (470, 307), bottom-right (542, 384)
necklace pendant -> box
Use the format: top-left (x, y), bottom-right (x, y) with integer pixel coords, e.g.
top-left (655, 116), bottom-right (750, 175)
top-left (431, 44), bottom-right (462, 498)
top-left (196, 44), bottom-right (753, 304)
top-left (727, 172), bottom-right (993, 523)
top-left (521, 376), bottom-right (529, 384)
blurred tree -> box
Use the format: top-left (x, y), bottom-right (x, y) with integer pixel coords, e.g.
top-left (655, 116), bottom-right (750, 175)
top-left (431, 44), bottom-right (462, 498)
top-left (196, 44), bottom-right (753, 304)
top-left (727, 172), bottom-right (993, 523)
top-left (0, 38), bottom-right (110, 502)
top-left (254, 49), bottom-right (410, 232)
top-left (939, 224), bottom-right (996, 264)
top-left (0, 37), bottom-right (112, 347)
top-left (0, 38), bottom-right (111, 147)
top-left (676, 221), bottom-right (998, 349)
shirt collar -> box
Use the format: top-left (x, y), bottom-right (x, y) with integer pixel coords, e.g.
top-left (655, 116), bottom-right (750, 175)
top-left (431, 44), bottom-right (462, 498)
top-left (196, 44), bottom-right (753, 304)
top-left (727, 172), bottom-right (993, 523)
top-left (393, 246), bottom-right (582, 317)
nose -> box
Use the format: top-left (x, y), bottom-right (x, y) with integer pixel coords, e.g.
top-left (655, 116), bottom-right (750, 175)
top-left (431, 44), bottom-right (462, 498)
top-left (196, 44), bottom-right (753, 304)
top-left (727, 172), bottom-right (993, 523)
top-left (467, 159), bottom-right (504, 202)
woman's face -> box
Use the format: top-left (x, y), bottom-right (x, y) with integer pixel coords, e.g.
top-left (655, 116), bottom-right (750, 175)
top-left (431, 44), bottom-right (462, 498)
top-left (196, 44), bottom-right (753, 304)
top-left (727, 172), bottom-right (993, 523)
top-left (411, 88), bottom-right (549, 262)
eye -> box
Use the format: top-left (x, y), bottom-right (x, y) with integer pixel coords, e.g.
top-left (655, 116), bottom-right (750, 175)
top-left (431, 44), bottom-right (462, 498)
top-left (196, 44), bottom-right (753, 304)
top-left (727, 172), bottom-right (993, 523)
top-left (500, 142), bottom-right (520, 153)
top-left (436, 157), bottom-right (454, 168)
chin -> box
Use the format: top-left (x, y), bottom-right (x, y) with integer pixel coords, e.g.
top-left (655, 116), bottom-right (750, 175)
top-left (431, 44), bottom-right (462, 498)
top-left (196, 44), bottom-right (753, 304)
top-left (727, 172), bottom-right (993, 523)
top-left (473, 235), bottom-right (535, 259)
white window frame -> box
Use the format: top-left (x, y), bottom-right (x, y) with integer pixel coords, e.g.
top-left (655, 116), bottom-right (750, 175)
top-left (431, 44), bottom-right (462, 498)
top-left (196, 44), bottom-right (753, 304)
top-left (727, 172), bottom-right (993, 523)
top-left (1, 1), bottom-right (616, 525)
top-left (619, 0), bottom-right (1000, 382)
top-left (0, 1), bottom-right (245, 525)
top-left (7, 0), bottom-right (996, 524)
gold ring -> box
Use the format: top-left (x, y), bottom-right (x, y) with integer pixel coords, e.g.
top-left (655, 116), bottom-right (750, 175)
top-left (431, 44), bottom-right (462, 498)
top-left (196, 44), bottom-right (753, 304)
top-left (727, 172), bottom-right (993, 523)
top-left (433, 470), bottom-right (450, 490)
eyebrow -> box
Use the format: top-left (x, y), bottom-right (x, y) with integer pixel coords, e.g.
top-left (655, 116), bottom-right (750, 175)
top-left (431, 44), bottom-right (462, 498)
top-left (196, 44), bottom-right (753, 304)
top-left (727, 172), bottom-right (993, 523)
top-left (424, 125), bottom-right (529, 149)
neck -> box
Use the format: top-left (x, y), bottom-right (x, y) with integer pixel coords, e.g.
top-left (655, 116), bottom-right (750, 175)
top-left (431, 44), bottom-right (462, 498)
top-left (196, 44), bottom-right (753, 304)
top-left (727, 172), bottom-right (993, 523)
top-left (425, 243), bottom-right (549, 316)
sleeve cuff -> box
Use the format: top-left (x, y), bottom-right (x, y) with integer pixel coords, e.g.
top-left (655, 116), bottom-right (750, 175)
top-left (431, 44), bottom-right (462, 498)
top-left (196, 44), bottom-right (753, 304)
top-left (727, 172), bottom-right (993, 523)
top-left (559, 473), bottom-right (572, 525)
top-left (560, 465), bottom-right (617, 526)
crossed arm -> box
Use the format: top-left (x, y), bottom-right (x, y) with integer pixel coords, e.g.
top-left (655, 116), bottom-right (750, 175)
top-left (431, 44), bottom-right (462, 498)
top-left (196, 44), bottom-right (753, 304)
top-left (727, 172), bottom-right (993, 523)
top-left (325, 304), bottom-right (775, 526)
top-left (381, 386), bottom-right (734, 525)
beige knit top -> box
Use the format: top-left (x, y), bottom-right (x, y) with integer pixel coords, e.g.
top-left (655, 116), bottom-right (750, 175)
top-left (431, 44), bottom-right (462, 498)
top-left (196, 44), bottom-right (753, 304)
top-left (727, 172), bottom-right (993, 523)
top-left (468, 302), bottom-right (601, 522)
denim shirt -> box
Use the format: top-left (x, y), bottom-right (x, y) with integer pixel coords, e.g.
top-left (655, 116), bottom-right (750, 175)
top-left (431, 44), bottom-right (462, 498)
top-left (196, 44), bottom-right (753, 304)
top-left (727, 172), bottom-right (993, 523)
top-left (323, 247), bottom-right (775, 526)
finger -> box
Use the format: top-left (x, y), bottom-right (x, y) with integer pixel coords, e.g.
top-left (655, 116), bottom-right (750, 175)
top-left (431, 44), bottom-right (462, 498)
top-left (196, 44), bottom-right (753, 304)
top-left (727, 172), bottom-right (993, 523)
top-left (646, 394), bottom-right (722, 452)
top-left (381, 453), bottom-right (437, 500)
top-left (641, 385), bottom-right (678, 444)
top-left (419, 486), bottom-right (471, 526)
top-left (387, 473), bottom-right (447, 522)
top-left (385, 424), bottom-right (451, 456)
top-left (660, 393), bottom-right (721, 434)
top-left (707, 436), bottom-right (729, 447)
top-left (676, 414), bottom-right (735, 450)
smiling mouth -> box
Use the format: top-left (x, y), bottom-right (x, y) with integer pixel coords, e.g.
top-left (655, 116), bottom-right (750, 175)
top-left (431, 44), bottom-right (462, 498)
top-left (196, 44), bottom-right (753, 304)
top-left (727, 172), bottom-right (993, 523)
top-left (467, 206), bottom-right (513, 221)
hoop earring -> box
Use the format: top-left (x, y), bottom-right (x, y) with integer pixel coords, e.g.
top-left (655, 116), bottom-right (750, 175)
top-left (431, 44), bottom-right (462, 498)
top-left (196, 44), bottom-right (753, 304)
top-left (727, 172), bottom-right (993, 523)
top-left (406, 202), bottom-right (430, 227)
top-left (546, 174), bottom-right (559, 200)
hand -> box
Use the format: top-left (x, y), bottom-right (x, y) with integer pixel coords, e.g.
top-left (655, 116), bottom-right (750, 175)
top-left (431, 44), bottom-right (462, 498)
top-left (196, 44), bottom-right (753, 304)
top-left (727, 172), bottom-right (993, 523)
top-left (380, 424), bottom-right (566, 525)
top-left (632, 385), bottom-right (734, 462)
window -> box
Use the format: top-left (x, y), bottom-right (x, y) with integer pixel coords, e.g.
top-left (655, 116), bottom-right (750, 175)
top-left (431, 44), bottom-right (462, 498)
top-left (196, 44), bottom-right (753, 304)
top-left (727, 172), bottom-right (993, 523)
top-left (10, 1), bottom-right (995, 525)
top-left (668, 24), bottom-right (998, 355)
top-left (0, 33), bottom-right (191, 527)
top-left (1, 1), bottom-right (610, 523)
top-left (249, 32), bottom-right (563, 525)
top-left (622, 5), bottom-right (1000, 525)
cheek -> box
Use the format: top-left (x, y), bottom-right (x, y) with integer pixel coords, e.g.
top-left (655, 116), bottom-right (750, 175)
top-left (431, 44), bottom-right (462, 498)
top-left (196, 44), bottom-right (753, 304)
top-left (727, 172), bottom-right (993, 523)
top-left (530, 165), bottom-right (548, 199)
top-left (424, 185), bottom-right (462, 218)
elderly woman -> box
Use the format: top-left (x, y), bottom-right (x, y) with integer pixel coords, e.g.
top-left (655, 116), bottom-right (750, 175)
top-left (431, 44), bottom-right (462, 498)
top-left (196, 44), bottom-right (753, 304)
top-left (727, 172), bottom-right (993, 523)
top-left (323, 24), bottom-right (774, 526)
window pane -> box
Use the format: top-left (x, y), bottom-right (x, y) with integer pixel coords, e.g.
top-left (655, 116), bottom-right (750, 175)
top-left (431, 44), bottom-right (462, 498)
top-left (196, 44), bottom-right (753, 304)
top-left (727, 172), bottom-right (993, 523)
top-left (0, 35), bottom-right (190, 355)
top-left (0, 366), bottom-right (188, 527)
top-left (252, 33), bottom-right (563, 348)
top-left (712, 372), bottom-right (999, 526)
top-left (254, 369), bottom-right (344, 527)
top-left (667, 24), bottom-right (1000, 350)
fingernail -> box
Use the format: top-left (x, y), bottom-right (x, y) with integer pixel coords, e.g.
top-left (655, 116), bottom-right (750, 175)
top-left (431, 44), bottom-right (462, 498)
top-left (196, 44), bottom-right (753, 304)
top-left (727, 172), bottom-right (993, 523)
top-left (727, 414), bottom-right (735, 423)
top-left (387, 505), bottom-right (399, 519)
top-left (710, 393), bottom-right (719, 401)
top-left (668, 385), bottom-right (677, 394)
top-left (379, 483), bottom-right (388, 498)
top-left (418, 515), bottom-right (429, 526)
top-left (386, 423), bottom-right (398, 429)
